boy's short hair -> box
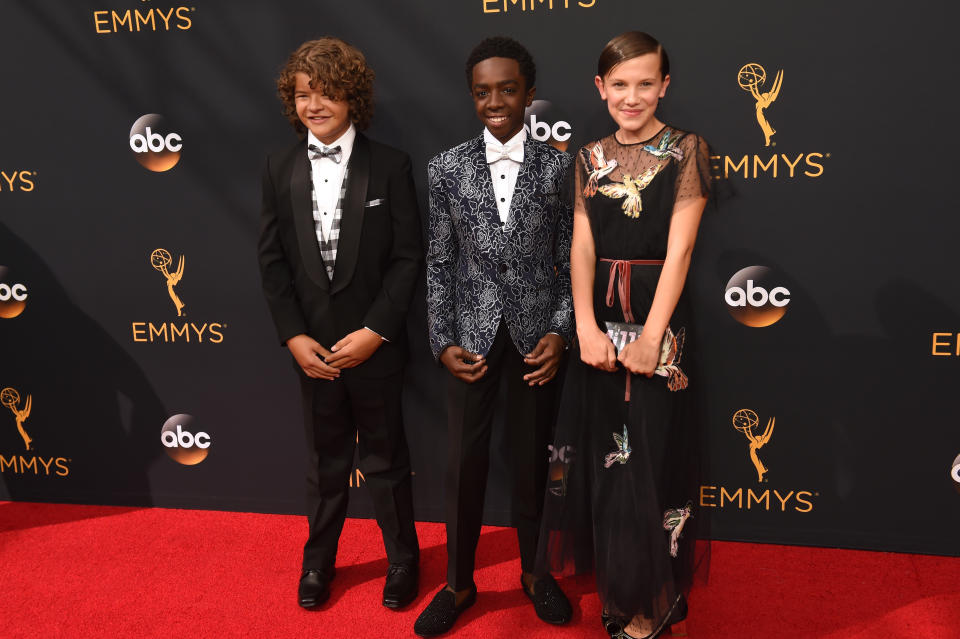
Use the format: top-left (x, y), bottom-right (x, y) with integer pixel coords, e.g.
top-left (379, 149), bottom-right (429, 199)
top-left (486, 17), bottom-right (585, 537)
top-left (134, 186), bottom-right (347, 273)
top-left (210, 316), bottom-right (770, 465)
top-left (277, 38), bottom-right (375, 134)
top-left (464, 36), bottom-right (536, 93)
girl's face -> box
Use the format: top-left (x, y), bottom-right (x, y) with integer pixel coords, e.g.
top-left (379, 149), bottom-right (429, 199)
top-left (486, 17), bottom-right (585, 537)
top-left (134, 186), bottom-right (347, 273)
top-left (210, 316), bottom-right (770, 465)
top-left (595, 53), bottom-right (670, 143)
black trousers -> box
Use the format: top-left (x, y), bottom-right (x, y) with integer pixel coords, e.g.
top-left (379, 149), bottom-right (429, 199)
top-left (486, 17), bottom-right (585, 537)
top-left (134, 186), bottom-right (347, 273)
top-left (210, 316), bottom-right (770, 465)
top-left (299, 368), bottom-right (419, 572)
top-left (445, 321), bottom-right (558, 591)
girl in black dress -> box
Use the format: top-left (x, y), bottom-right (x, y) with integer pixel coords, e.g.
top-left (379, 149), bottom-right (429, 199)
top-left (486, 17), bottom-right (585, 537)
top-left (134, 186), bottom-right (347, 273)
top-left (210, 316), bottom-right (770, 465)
top-left (536, 32), bottom-right (711, 639)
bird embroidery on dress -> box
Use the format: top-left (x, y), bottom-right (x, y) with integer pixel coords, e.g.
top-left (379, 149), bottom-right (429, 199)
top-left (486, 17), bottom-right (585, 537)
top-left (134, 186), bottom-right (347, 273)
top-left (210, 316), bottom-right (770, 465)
top-left (603, 425), bottom-right (632, 468)
top-left (642, 130), bottom-right (684, 162)
top-left (597, 164), bottom-right (662, 218)
top-left (653, 326), bottom-right (688, 391)
top-left (582, 142), bottom-right (618, 197)
top-left (663, 503), bottom-right (693, 558)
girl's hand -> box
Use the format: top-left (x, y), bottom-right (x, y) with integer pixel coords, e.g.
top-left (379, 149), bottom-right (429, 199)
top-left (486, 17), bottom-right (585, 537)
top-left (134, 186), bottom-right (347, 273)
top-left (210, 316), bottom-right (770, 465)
top-left (579, 326), bottom-right (618, 372)
top-left (618, 333), bottom-right (660, 377)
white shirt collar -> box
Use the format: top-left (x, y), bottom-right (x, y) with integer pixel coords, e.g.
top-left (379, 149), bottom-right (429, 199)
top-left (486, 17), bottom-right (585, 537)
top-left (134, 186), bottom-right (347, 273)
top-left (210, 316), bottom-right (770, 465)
top-left (307, 123), bottom-right (357, 159)
top-left (483, 126), bottom-right (526, 150)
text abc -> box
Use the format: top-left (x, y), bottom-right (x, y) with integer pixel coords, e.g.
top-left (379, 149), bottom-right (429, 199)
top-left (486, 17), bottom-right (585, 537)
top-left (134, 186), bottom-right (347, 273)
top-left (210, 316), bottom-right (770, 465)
top-left (161, 425), bottom-right (211, 449)
top-left (129, 127), bottom-right (183, 153)
top-left (0, 283), bottom-right (28, 302)
top-left (525, 115), bottom-right (571, 143)
top-left (725, 280), bottom-right (790, 308)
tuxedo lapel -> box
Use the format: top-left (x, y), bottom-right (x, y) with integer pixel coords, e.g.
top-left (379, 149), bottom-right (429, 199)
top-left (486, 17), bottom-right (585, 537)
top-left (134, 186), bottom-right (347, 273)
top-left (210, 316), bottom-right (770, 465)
top-left (469, 136), bottom-right (502, 229)
top-left (503, 138), bottom-right (537, 236)
top-left (290, 142), bottom-right (330, 290)
top-left (330, 133), bottom-right (370, 295)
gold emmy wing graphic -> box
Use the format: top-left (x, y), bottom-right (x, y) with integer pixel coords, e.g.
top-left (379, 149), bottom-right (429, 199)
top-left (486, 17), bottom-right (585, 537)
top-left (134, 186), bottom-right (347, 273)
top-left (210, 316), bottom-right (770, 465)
top-left (1, 387), bottom-right (33, 451)
top-left (151, 248), bottom-right (185, 316)
top-left (733, 408), bottom-right (775, 482)
top-left (738, 63), bottom-right (783, 147)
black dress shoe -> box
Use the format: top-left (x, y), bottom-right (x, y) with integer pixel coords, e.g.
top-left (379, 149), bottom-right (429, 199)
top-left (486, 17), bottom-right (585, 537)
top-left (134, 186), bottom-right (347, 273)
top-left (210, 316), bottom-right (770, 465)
top-left (413, 585), bottom-right (477, 637)
top-left (298, 567), bottom-right (334, 609)
top-left (382, 563), bottom-right (418, 609)
top-left (523, 574), bottom-right (572, 625)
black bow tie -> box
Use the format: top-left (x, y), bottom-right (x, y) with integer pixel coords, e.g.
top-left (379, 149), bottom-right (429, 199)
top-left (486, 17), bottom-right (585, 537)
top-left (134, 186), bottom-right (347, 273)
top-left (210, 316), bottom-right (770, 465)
top-left (308, 144), bottom-right (342, 164)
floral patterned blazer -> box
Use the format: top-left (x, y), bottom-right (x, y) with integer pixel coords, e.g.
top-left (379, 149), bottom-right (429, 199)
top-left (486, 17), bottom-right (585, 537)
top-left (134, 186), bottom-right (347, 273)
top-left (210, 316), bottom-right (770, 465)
top-left (426, 134), bottom-right (574, 360)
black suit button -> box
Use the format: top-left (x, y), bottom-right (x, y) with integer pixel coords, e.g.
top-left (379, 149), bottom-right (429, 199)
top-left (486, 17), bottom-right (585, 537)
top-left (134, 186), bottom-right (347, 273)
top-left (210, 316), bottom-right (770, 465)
top-left (498, 263), bottom-right (507, 274)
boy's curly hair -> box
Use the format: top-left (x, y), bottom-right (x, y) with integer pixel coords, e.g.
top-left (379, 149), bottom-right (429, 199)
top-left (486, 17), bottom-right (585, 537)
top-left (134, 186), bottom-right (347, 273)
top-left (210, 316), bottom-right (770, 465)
top-left (276, 38), bottom-right (375, 134)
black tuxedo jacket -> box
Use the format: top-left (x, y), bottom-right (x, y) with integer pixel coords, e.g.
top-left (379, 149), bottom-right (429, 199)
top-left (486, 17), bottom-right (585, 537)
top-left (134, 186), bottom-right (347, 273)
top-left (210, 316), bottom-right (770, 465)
top-left (258, 133), bottom-right (422, 377)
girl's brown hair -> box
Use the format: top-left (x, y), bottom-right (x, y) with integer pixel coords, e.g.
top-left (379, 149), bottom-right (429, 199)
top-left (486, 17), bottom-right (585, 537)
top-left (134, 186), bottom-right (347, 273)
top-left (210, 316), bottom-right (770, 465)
top-left (597, 31), bottom-right (669, 79)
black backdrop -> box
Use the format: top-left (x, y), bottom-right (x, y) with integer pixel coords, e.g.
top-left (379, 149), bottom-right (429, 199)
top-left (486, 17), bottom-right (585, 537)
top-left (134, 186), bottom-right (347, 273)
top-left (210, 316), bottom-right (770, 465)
top-left (2, 1), bottom-right (958, 557)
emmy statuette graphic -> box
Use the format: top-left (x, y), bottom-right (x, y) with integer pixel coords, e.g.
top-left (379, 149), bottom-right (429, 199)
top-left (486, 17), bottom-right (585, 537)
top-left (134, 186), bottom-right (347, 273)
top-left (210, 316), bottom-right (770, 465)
top-left (733, 408), bottom-right (775, 482)
top-left (151, 248), bottom-right (185, 317)
top-left (1, 387), bottom-right (33, 451)
top-left (738, 63), bottom-right (783, 147)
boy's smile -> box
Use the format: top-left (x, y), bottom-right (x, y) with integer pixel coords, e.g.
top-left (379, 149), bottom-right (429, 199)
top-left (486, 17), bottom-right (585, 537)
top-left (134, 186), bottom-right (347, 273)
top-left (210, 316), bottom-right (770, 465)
top-left (470, 57), bottom-right (535, 144)
top-left (294, 72), bottom-right (351, 144)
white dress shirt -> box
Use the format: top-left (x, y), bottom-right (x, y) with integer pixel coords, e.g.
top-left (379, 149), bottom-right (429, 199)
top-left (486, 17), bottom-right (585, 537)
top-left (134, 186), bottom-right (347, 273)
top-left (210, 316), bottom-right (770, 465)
top-left (484, 127), bottom-right (526, 224)
top-left (308, 124), bottom-right (356, 241)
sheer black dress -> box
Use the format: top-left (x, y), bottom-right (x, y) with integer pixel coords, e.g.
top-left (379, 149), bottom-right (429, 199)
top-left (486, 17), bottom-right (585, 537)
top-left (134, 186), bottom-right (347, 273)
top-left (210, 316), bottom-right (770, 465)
top-left (536, 126), bottom-right (711, 635)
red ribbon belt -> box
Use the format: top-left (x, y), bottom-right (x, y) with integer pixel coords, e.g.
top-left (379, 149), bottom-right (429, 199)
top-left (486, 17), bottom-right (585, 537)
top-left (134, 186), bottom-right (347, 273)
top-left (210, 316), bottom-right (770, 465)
top-left (599, 259), bottom-right (665, 323)
top-left (598, 258), bottom-right (665, 401)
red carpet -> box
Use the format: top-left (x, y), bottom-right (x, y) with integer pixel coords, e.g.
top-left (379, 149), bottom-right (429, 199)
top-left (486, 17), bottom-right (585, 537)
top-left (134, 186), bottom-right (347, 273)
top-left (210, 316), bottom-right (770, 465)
top-left (1, 501), bottom-right (957, 638)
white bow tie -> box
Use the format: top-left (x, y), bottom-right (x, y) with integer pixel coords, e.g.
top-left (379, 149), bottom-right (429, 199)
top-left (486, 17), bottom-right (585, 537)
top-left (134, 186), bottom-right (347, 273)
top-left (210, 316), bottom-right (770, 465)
top-left (485, 140), bottom-right (524, 164)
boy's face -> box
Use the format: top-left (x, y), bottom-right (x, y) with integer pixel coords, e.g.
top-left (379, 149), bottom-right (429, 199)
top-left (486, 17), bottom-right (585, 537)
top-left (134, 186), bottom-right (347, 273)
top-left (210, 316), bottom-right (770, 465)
top-left (294, 72), bottom-right (351, 144)
top-left (470, 57), bottom-right (535, 144)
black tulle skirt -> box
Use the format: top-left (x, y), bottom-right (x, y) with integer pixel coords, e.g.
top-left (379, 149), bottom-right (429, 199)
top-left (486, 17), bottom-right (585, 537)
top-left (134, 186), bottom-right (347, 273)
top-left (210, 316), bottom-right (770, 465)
top-left (536, 295), bottom-right (708, 630)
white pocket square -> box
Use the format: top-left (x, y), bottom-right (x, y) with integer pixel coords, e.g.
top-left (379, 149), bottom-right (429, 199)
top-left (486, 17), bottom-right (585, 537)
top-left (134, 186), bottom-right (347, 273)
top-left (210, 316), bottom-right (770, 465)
top-left (364, 198), bottom-right (385, 208)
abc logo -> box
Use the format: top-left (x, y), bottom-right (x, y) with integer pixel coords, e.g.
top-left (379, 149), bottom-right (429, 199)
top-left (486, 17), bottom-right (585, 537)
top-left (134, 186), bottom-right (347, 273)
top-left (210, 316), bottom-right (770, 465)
top-left (548, 444), bottom-right (575, 464)
top-left (129, 114), bottom-right (182, 172)
top-left (524, 100), bottom-right (572, 152)
top-left (0, 266), bottom-right (28, 319)
top-left (724, 265), bottom-right (791, 327)
top-left (160, 414), bottom-right (210, 465)
top-left (952, 453), bottom-right (960, 494)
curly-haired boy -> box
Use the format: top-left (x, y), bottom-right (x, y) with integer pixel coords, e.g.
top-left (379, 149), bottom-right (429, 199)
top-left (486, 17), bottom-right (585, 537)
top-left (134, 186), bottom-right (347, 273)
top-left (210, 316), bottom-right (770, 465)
top-left (258, 37), bottom-right (422, 611)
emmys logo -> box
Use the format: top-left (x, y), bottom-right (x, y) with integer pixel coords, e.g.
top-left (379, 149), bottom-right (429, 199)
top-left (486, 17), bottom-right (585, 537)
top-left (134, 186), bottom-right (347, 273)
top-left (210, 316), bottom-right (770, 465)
top-left (1, 170), bottom-right (36, 192)
top-left (725, 266), bottom-right (790, 327)
top-left (0, 266), bottom-right (29, 319)
top-left (160, 414), bottom-right (210, 465)
top-left (93, 6), bottom-right (194, 34)
top-left (1, 387), bottom-right (32, 451)
top-left (129, 114), bottom-right (182, 172)
top-left (482, 0), bottom-right (596, 13)
top-left (131, 248), bottom-right (225, 344)
top-left (931, 332), bottom-right (960, 356)
top-left (733, 409), bottom-right (774, 482)
top-left (524, 100), bottom-right (572, 152)
top-left (711, 61), bottom-right (829, 180)
top-left (700, 407), bottom-right (818, 513)
top-left (151, 248), bottom-right (185, 316)
top-left (952, 453), bottom-right (960, 494)
top-left (738, 63), bottom-right (782, 148)
top-left (0, 387), bottom-right (71, 477)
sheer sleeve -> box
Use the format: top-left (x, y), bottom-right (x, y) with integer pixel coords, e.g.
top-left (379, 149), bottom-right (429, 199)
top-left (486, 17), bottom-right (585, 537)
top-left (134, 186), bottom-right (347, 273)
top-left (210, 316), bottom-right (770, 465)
top-left (674, 133), bottom-right (711, 203)
top-left (574, 144), bottom-right (590, 213)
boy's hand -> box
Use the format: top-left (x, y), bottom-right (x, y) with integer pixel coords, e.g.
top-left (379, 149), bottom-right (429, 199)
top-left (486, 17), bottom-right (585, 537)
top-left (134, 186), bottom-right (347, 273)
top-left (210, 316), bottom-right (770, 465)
top-left (325, 328), bottom-right (383, 369)
top-left (439, 346), bottom-right (487, 383)
top-left (523, 333), bottom-right (565, 386)
top-left (287, 334), bottom-right (340, 380)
